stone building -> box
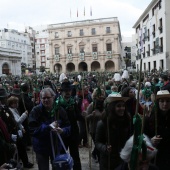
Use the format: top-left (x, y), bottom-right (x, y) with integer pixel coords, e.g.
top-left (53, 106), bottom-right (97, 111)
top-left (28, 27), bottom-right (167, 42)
top-left (48, 17), bottom-right (122, 73)
top-left (0, 28), bottom-right (32, 69)
top-left (133, 0), bottom-right (170, 71)
top-left (0, 47), bottom-right (21, 75)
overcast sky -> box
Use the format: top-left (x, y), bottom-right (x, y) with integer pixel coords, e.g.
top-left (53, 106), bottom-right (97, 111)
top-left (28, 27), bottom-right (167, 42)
top-left (0, 0), bottom-right (151, 37)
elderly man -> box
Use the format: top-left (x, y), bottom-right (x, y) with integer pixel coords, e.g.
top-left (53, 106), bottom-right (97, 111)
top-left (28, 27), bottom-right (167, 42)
top-left (28, 88), bottom-right (70, 170)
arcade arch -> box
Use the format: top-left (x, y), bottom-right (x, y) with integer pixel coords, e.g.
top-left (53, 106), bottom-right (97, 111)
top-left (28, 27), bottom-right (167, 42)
top-left (54, 63), bottom-right (62, 73)
top-left (78, 62), bottom-right (88, 71)
top-left (91, 61), bottom-right (100, 71)
top-left (105, 61), bottom-right (115, 71)
top-left (66, 63), bottom-right (75, 72)
top-left (2, 63), bottom-right (10, 74)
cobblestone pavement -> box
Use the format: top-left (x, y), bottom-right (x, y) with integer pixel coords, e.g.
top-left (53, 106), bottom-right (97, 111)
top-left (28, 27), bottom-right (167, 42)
top-left (26, 146), bottom-right (99, 170)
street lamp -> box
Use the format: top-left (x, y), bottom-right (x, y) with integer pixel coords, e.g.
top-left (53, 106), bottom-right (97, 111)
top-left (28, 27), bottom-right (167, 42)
top-left (123, 46), bottom-right (131, 69)
top-left (123, 56), bottom-right (130, 69)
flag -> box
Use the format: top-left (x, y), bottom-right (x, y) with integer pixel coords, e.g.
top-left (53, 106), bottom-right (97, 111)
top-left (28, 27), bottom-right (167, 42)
top-left (77, 8), bottom-right (78, 17)
top-left (90, 6), bottom-right (92, 16)
top-left (84, 6), bottom-right (85, 16)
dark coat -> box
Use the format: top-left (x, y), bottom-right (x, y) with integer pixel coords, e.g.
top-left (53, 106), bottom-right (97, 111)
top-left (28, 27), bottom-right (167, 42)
top-left (28, 103), bottom-right (70, 155)
top-left (95, 120), bottom-right (130, 170)
top-left (115, 162), bottom-right (158, 170)
top-left (144, 109), bottom-right (170, 169)
top-left (161, 81), bottom-right (170, 92)
top-left (0, 117), bottom-right (14, 165)
top-left (59, 97), bottom-right (84, 140)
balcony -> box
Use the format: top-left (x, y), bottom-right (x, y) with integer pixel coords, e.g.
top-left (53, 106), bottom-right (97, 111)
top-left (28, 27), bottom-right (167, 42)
top-left (146, 51), bottom-right (150, 57)
top-left (152, 31), bottom-right (155, 37)
top-left (159, 46), bottom-right (163, 53)
top-left (158, 26), bottom-right (163, 33)
top-left (92, 52), bottom-right (98, 60)
top-left (151, 48), bottom-right (156, 55)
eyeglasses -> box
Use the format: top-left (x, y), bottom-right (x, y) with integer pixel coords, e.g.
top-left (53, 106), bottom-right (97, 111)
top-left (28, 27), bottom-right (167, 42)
top-left (42, 96), bottom-right (53, 100)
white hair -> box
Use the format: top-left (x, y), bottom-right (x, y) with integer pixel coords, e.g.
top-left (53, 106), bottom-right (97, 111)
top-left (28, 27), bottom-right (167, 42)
top-left (120, 134), bottom-right (157, 163)
top-left (40, 88), bottom-right (55, 99)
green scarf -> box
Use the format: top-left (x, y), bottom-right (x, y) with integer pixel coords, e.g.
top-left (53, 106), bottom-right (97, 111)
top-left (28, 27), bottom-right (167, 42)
top-left (51, 96), bottom-right (75, 117)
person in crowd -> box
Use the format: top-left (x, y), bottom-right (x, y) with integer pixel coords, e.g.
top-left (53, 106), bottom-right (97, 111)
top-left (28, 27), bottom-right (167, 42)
top-left (160, 74), bottom-right (170, 92)
top-left (86, 87), bottom-right (105, 162)
top-left (28, 88), bottom-right (70, 170)
top-left (76, 86), bottom-right (92, 148)
top-left (122, 87), bottom-right (143, 121)
top-left (116, 134), bottom-right (158, 170)
top-left (57, 81), bottom-right (83, 170)
top-left (0, 116), bottom-right (16, 166)
top-left (105, 85), bottom-right (112, 97)
top-left (95, 93), bottom-right (131, 170)
top-left (0, 88), bottom-right (33, 168)
top-left (144, 90), bottom-right (170, 169)
top-left (110, 85), bottom-right (118, 94)
top-left (152, 77), bottom-right (161, 96)
top-left (7, 96), bottom-right (33, 168)
top-left (19, 83), bottom-right (34, 147)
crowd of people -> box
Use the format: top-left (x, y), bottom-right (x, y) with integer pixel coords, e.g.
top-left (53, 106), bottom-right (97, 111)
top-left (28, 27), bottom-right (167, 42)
top-left (0, 70), bottom-right (170, 170)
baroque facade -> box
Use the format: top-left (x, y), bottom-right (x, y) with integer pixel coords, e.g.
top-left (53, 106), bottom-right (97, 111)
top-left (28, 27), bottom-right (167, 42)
top-left (48, 17), bottom-right (122, 73)
top-left (133, 0), bottom-right (170, 71)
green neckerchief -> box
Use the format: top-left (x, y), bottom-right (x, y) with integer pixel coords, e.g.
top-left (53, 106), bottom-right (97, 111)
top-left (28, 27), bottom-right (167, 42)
top-left (130, 114), bottom-right (147, 170)
top-left (142, 87), bottom-right (152, 99)
top-left (55, 96), bottom-right (75, 112)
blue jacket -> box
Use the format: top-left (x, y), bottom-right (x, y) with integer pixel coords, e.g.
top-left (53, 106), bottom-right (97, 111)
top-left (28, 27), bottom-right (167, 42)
top-left (28, 103), bottom-right (70, 155)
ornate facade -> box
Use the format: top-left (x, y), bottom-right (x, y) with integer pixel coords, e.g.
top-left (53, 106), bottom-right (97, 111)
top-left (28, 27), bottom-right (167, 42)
top-left (48, 17), bottom-right (122, 73)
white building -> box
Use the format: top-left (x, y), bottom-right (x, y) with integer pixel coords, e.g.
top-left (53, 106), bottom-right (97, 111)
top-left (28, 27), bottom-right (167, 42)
top-left (0, 47), bottom-right (21, 75)
top-left (0, 28), bottom-right (32, 72)
top-left (25, 26), bottom-right (36, 70)
top-left (133, 0), bottom-right (170, 72)
top-left (35, 28), bottom-right (50, 72)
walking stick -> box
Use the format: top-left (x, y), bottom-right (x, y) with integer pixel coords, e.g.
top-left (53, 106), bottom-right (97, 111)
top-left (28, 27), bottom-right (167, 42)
top-left (82, 71), bottom-right (92, 170)
top-left (107, 117), bottom-right (110, 170)
top-left (130, 59), bottom-right (145, 170)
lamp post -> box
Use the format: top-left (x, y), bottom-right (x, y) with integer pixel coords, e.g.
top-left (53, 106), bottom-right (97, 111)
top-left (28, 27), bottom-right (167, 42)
top-left (123, 46), bottom-right (131, 70)
top-left (123, 56), bottom-right (130, 69)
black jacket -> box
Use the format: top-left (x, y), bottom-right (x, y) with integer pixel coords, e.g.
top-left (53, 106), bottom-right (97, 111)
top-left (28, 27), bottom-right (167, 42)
top-left (95, 120), bottom-right (130, 170)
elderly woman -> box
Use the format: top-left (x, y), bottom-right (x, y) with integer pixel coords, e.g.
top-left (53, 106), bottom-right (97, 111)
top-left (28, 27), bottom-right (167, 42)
top-left (115, 134), bottom-right (158, 170)
top-left (28, 88), bottom-right (70, 170)
top-left (95, 93), bottom-right (131, 170)
top-left (144, 90), bottom-right (170, 169)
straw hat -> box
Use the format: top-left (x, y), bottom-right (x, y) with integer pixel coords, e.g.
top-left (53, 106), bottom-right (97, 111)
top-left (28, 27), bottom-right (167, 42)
top-left (105, 93), bottom-right (129, 104)
top-left (156, 90), bottom-right (170, 100)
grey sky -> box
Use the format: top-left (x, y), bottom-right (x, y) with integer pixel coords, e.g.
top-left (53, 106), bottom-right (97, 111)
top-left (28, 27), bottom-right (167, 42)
top-left (0, 0), bottom-right (151, 36)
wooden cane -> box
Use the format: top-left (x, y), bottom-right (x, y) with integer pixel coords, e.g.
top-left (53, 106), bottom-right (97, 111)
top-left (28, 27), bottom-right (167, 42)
top-left (107, 117), bottom-right (110, 170)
